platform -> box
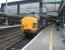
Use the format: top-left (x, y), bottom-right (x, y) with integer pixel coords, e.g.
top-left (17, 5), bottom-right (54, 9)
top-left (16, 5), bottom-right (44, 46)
top-left (21, 25), bottom-right (65, 50)
top-left (0, 25), bottom-right (21, 29)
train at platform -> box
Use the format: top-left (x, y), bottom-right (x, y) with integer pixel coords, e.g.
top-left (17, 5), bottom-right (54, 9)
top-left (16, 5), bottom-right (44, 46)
top-left (21, 15), bottom-right (48, 37)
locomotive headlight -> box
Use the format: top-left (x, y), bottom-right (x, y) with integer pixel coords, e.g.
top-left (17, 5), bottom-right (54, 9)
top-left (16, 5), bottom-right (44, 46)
top-left (22, 25), bottom-right (24, 28)
top-left (33, 23), bottom-right (37, 28)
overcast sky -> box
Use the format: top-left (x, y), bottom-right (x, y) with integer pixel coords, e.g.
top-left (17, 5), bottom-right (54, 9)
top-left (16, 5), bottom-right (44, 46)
top-left (0, 0), bottom-right (21, 7)
top-left (0, 0), bottom-right (21, 3)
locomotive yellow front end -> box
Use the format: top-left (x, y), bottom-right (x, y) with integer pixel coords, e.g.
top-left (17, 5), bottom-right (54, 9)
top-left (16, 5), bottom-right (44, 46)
top-left (21, 16), bottom-right (38, 33)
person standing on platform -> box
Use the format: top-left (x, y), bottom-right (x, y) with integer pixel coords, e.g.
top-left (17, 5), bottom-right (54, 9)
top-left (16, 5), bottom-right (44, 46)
top-left (56, 20), bottom-right (60, 31)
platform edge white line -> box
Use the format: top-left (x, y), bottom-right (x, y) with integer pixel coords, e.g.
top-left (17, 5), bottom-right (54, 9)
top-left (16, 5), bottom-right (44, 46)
top-left (21, 26), bottom-right (48, 50)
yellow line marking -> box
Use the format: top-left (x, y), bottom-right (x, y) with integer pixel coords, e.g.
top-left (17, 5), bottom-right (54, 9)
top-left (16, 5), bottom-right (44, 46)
top-left (49, 29), bottom-right (52, 50)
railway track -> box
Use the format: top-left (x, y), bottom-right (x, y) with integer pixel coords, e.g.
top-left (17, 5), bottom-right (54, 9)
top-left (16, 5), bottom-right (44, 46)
top-left (0, 26), bottom-right (46, 50)
top-left (0, 30), bottom-right (23, 43)
top-left (0, 28), bottom-right (25, 50)
top-left (5, 38), bottom-right (32, 50)
top-left (3, 32), bottom-right (37, 50)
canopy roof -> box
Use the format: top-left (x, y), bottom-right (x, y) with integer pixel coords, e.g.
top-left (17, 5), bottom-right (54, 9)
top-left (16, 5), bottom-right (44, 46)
top-left (1, 0), bottom-right (64, 16)
top-left (20, 0), bottom-right (62, 16)
top-left (43, 0), bottom-right (62, 12)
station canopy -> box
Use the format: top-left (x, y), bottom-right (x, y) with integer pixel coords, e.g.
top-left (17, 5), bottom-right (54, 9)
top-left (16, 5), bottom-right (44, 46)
top-left (43, 0), bottom-right (61, 11)
top-left (20, 0), bottom-right (62, 16)
top-left (42, 0), bottom-right (62, 16)
top-left (0, 0), bottom-right (63, 16)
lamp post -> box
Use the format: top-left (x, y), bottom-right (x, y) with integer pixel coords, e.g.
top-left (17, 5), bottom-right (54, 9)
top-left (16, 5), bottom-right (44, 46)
top-left (6, 0), bottom-right (7, 13)
top-left (5, 0), bottom-right (8, 26)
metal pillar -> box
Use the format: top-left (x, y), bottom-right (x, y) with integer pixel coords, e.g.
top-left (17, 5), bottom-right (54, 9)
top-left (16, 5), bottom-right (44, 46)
top-left (5, 0), bottom-right (7, 13)
top-left (17, 4), bottom-right (20, 15)
top-left (58, 11), bottom-right (61, 27)
top-left (59, 11), bottom-right (64, 28)
top-left (63, 11), bottom-right (65, 27)
top-left (1, 5), bottom-right (4, 12)
top-left (39, 0), bottom-right (43, 25)
top-left (6, 17), bottom-right (8, 25)
top-left (39, 0), bottom-right (43, 16)
top-left (5, 0), bottom-right (8, 25)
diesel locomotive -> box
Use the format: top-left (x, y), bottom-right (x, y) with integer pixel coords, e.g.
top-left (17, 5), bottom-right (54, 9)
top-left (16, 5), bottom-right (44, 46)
top-left (21, 15), bottom-right (48, 37)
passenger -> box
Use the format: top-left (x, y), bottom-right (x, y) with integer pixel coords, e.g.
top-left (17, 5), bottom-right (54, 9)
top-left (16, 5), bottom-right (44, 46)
top-left (56, 20), bottom-right (60, 31)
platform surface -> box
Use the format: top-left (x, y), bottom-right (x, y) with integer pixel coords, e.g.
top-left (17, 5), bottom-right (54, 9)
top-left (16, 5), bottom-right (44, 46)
top-left (21, 25), bottom-right (65, 50)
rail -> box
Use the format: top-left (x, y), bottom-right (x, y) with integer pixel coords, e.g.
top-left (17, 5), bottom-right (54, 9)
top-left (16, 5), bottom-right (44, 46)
top-left (0, 29), bottom-right (23, 43)
top-left (0, 29), bottom-right (24, 50)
